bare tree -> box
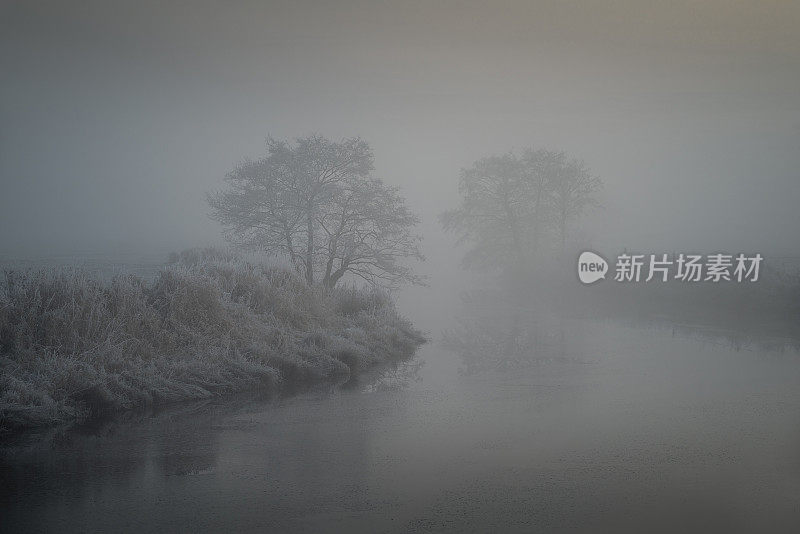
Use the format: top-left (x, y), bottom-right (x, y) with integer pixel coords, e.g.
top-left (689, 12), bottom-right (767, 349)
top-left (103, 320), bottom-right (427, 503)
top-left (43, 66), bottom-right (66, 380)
top-left (441, 148), bottom-right (601, 272)
top-left (546, 155), bottom-right (602, 252)
top-left (209, 135), bottom-right (424, 289)
top-left (440, 154), bottom-right (533, 271)
top-left (521, 148), bottom-right (560, 258)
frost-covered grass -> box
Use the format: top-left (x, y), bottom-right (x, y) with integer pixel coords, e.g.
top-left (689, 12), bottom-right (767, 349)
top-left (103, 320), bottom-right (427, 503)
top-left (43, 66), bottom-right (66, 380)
top-left (0, 249), bottom-right (425, 430)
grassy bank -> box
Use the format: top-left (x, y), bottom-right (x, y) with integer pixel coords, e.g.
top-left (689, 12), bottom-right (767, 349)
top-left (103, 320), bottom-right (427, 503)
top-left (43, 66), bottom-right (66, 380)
top-left (0, 249), bottom-right (425, 431)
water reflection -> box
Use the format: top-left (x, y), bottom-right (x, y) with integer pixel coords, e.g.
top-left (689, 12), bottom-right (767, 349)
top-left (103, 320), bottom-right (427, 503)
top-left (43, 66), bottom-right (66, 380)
top-left (3, 311), bottom-right (800, 532)
top-left (443, 314), bottom-right (560, 373)
top-left (362, 359), bottom-right (425, 392)
top-left (0, 362), bottom-right (428, 533)
top-left (1, 400), bottom-right (222, 512)
top-left (445, 289), bottom-right (800, 374)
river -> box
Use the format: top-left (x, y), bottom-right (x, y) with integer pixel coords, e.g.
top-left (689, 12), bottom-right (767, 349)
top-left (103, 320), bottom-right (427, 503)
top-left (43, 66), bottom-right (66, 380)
top-left (2, 315), bottom-right (800, 533)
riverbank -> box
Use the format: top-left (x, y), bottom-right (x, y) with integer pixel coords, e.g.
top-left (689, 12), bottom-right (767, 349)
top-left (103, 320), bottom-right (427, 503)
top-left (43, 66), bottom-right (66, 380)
top-left (0, 249), bottom-right (425, 431)
top-left (5, 320), bottom-right (800, 532)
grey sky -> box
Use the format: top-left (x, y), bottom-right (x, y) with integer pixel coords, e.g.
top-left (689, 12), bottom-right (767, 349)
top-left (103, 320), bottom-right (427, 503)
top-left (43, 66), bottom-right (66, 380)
top-left (1, 0), bottom-right (798, 266)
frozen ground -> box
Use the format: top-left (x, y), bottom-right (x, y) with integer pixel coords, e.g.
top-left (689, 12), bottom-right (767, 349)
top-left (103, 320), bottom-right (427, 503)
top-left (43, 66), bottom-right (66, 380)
top-left (0, 249), bottom-right (424, 429)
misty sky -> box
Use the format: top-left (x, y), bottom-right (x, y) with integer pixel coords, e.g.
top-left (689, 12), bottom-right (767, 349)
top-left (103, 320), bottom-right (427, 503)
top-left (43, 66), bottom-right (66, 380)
top-left (2, 0), bottom-right (799, 267)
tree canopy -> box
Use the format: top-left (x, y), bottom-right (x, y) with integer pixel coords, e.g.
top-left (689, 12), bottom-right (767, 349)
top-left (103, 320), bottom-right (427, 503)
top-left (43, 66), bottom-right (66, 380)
top-left (209, 135), bottom-right (424, 289)
top-left (441, 149), bottom-right (601, 272)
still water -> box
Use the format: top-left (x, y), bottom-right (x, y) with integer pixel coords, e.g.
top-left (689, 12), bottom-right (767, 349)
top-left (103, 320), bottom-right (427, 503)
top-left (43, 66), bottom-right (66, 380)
top-left (2, 317), bottom-right (800, 533)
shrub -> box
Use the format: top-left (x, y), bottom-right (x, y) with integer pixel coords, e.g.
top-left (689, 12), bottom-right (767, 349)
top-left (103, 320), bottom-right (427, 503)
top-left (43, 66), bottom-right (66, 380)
top-left (0, 249), bottom-right (424, 430)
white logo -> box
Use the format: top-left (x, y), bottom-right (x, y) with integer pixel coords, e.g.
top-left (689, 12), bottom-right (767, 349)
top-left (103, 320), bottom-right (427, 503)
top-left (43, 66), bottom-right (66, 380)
top-left (576, 251), bottom-right (763, 284)
top-left (578, 251), bottom-right (608, 284)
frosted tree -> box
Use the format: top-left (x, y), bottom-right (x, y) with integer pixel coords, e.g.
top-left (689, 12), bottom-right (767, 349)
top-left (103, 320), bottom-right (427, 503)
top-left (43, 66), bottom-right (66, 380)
top-left (441, 148), bottom-right (601, 273)
top-left (545, 153), bottom-right (602, 251)
top-left (209, 135), bottom-right (424, 289)
top-left (440, 154), bottom-right (533, 271)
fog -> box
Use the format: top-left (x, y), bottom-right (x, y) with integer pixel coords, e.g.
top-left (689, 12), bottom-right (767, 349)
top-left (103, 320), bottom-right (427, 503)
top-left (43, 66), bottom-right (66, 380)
top-left (2, 2), bottom-right (800, 532)
top-left (3, 2), bottom-right (799, 315)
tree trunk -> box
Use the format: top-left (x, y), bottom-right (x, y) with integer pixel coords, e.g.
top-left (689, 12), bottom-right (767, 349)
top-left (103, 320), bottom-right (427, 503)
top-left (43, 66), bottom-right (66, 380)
top-left (305, 207), bottom-right (314, 285)
top-left (532, 179), bottom-right (543, 261)
top-left (324, 263), bottom-right (348, 289)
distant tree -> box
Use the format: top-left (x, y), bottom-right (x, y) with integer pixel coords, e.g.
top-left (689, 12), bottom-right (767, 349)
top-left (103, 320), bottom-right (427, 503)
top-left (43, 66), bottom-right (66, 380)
top-left (545, 155), bottom-right (601, 250)
top-left (520, 148), bottom-right (560, 258)
top-left (209, 135), bottom-right (424, 289)
top-left (441, 148), bottom-right (601, 272)
top-left (440, 154), bottom-right (533, 271)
